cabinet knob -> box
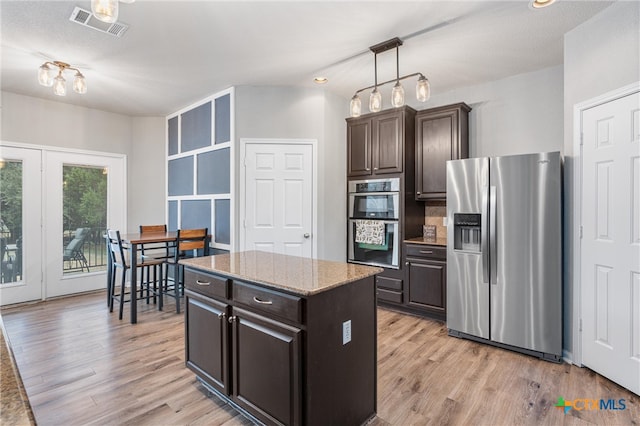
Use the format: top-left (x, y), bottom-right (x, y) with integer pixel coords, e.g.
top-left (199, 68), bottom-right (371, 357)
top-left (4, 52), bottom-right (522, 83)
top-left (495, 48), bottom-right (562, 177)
top-left (416, 192), bottom-right (421, 195)
top-left (365, 168), bottom-right (371, 171)
top-left (405, 261), bottom-right (410, 266)
top-left (373, 167), bottom-right (378, 171)
top-left (218, 312), bottom-right (225, 320)
top-left (228, 316), bottom-right (236, 323)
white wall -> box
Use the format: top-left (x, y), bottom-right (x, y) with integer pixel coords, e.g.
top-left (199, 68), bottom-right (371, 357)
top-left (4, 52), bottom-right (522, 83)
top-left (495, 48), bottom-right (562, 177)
top-left (0, 91), bottom-right (166, 232)
top-left (406, 65), bottom-right (564, 158)
top-left (563, 1), bottom-right (640, 360)
top-left (129, 116), bottom-right (166, 232)
top-left (234, 86), bottom-right (347, 262)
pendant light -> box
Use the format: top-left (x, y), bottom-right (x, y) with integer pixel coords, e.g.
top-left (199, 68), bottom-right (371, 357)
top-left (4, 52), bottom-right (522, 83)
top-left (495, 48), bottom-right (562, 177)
top-left (368, 53), bottom-right (382, 113)
top-left (349, 37), bottom-right (431, 117)
top-left (391, 46), bottom-right (405, 108)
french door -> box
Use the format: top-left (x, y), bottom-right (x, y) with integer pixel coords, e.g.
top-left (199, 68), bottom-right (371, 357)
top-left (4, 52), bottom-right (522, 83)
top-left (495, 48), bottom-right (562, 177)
top-left (0, 144), bottom-right (126, 305)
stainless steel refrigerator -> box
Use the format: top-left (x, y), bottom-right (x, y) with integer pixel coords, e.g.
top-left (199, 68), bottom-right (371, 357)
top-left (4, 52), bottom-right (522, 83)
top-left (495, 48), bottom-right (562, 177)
top-left (446, 151), bottom-right (562, 362)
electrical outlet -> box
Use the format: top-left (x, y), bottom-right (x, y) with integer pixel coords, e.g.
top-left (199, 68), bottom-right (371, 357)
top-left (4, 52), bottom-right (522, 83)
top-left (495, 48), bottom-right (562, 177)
top-left (342, 320), bottom-right (352, 345)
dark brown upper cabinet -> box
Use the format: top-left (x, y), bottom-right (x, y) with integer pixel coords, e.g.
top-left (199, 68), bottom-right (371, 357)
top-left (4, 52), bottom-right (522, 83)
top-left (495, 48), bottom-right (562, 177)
top-left (347, 107), bottom-right (415, 177)
top-left (415, 103), bottom-right (471, 200)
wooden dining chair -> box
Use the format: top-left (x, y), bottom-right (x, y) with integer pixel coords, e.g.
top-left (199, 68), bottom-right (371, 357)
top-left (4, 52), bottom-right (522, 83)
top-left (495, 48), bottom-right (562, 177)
top-left (162, 228), bottom-right (209, 314)
top-left (107, 229), bottom-right (164, 320)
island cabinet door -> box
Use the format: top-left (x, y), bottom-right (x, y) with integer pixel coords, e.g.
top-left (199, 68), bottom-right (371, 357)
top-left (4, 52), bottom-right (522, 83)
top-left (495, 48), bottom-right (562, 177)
top-left (229, 307), bottom-right (302, 426)
top-left (185, 291), bottom-right (230, 395)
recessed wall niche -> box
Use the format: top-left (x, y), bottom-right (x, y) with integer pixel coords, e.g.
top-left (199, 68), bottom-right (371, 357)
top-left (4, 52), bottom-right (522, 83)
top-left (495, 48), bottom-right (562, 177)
top-left (166, 88), bottom-right (234, 251)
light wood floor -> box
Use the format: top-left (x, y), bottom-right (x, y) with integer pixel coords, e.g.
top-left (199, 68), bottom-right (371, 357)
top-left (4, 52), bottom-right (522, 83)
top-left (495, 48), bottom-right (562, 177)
top-left (1, 291), bottom-right (637, 425)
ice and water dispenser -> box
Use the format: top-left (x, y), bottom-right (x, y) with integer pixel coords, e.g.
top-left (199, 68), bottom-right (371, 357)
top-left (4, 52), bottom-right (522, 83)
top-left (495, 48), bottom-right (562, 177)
top-left (453, 213), bottom-right (481, 252)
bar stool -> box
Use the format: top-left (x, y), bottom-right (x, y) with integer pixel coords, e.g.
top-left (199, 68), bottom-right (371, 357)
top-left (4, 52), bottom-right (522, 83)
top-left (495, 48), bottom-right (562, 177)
top-left (107, 229), bottom-right (165, 320)
top-left (162, 228), bottom-right (209, 314)
top-left (139, 224), bottom-right (170, 306)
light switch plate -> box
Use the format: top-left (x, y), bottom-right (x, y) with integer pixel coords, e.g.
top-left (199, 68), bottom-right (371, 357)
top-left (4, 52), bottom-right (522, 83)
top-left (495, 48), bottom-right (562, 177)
top-left (342, 320), bottom-right (352, 345)
top-left (443, 217), bottom-right (448, 226)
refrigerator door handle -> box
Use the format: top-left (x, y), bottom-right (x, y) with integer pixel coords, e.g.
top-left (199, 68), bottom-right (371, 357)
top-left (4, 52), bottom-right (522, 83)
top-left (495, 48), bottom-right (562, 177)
top-left (481, 186), bottom-right (490, 283)
top-left (489, 185), bottom-right (498, 285)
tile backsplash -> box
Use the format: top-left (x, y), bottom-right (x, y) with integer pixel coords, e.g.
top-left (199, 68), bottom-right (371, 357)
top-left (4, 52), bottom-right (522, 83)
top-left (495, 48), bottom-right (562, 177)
top-left (424, 205), bottom-right (447, 240)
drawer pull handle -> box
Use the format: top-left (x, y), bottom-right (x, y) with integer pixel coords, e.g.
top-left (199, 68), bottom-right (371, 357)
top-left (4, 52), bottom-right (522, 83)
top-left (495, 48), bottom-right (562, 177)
top-left (253, 296), bottom-right (273, 305)
top-left (196, 280), bottom-right (210, 286)
top-left (419, 250), bottom-right (434, 254)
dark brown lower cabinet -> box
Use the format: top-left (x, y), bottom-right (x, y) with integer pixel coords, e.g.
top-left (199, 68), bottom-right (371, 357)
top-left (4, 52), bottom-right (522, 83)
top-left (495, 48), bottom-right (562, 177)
top-left (184, 267), bottom-right (377, 426)
top-left (231, 307), bottom-right (301, 426)
top-left (401, 243), bottom-right (447, 321)
top-left (185, 294), bottom-right (229, 395)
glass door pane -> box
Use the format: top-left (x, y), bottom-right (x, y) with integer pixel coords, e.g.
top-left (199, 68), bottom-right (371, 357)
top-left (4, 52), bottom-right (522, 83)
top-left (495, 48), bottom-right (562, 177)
top-left (62, 165), bottom-right (108, 275)
top-left (0, 146), bottom-right (42, 305)
top-left (1, 160), bottom-right (23, 283)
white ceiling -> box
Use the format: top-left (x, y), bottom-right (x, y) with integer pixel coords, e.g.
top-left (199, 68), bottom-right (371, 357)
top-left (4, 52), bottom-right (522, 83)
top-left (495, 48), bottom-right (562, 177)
top-left (1, 0), bottom-right (614, 117)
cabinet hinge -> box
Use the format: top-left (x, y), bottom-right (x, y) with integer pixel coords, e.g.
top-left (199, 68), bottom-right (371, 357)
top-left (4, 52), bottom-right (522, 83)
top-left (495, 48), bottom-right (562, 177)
top-left (580, 226), bottom-right (583, 239)
top-left (579, 318), bottom-right (583, 332)
top-left (580, 132), bottom-right (584, 146)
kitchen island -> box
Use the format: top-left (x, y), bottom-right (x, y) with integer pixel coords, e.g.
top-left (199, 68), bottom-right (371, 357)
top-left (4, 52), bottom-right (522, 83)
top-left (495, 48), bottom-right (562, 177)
top-left (180, 251), bottom-right (382, 426)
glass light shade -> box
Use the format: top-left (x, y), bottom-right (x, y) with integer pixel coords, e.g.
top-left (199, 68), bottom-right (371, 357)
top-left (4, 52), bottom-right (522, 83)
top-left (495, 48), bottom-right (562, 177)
top-left (391, 82), bottom-right (405, 108)
top-left (53, 74), bottom-right (66, 96)
top-left (416, 76), bottom-right (431, 102)
top-left (91, 0), bottom-right (119, 23)
top-left (38, 64), bottom-right (53, 87)
top-left (350, 94), bottom-right (362, 117)
top-left (369, 88), bottom-right (382, 113)
top-left (73, 73), bottom-right (87, 94)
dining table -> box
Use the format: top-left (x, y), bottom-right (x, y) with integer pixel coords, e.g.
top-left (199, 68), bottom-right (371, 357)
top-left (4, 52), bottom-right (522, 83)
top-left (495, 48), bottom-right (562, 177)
top-left (109, 231), bottom-right (178, 324)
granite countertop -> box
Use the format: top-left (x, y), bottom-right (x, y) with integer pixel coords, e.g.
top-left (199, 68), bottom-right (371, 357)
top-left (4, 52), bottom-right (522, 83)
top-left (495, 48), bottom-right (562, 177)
top-left (180, 250), bottom-right (383, 296)
top-left (404, 236), bottom-right (447, 247)
top-left (0, 318), bottom-right (35, 425)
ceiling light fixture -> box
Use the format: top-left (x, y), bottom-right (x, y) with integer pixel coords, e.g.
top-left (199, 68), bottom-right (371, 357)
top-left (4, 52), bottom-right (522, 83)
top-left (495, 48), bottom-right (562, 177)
top-left (314, 77), bottom-right (328, 84)
top-left (38, 61), bottom-right (87, 96)
top-left (91, 0), bottom-right (118, 23)
top-left (91, 0), bottom-right (135, 23)
top-left (529, 0), bottom-right (557, 9)
top-left (350, 37), bottom-right (430, 118)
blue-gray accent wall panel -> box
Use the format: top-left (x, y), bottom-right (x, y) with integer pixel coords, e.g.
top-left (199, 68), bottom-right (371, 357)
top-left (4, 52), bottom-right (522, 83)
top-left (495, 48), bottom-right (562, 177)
top-left (197, 148), bottom-right (230, 194)
top-left (181, 200), bottom-right (211, 231)
top-left (215, 199), bottom-right (230, 245)
top-left (168, 156), bottom-right (194, 196)
top-left (168, 116), bottom-right (179, 155)
top-left (181, 101), bottom-right (212, 152)
top-left (215, 94), bottom-right (231, 144)
top-left (168, 201), bottom-right (178, 232)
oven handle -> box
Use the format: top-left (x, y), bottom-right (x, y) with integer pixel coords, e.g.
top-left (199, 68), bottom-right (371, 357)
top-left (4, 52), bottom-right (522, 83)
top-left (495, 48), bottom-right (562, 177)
top-left (348, 191), bottom-right (400, 196)
top-left (349, 219), bottom-right (399, 225)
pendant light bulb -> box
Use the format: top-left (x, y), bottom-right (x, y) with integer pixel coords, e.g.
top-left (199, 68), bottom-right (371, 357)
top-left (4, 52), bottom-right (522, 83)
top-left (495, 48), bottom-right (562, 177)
top-left (91, 0), bottom-right (119, 23)
top-left (416, 75), bottom-right (431, 102)
top-left (391, 81), bottom-right (405, 108)
top-left (369, 88), bottom-right (382, 113)
top-left (38, 64), bottom-right (54, 87)
top-left (53, 73), bottom-right (66, 96)
top-left (350, 94), bottom-right (362, 118)
top-left (73, 72), bottom-right (87, 94)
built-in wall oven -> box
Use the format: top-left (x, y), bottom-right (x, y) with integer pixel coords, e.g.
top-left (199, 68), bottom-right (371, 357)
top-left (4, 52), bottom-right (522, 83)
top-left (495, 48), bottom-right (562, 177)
top-left (348, 178), bottom-right (400, 269)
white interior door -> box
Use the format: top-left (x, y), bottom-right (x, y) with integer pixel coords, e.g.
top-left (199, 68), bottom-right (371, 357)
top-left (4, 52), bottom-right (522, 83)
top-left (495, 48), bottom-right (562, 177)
top-left (581, 90), bottom-right (640, 395)
top-left (242, 141), bottom-right (314, 258)
top-left (0, 146), bottom-right (43, 305)
top-left (44, 151), bottom-right (126, 298)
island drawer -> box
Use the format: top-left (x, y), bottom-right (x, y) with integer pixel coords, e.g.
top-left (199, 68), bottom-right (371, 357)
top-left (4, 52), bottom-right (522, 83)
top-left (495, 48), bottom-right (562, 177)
top-left (405, 244), bottom-right (446, 260)
top-left (184, 269), bottom-right (229, 300)
top-left (233, 281), bottom-right (302, 324)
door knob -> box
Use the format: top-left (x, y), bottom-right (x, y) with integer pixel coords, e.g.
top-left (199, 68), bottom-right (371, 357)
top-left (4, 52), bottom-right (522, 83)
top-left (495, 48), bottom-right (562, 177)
top-left (303, 233), bottom-right (310, 239)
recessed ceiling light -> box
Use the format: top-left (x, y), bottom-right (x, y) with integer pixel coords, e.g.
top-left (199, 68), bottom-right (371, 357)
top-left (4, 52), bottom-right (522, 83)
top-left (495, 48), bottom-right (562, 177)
top-left (314, 77), bottom-right (328, 84)
top-left (529, 0), bottom-right (557, 9)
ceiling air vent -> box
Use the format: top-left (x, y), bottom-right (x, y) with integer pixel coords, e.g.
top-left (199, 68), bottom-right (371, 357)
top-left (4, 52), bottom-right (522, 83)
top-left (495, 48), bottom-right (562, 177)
top-left (69, 6), bottom-right (129, 38)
